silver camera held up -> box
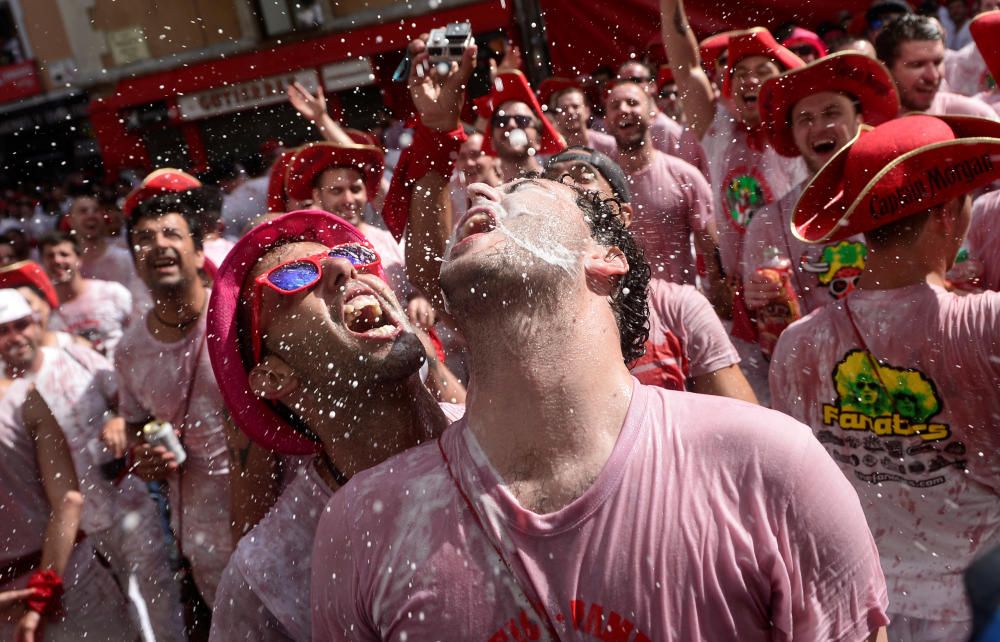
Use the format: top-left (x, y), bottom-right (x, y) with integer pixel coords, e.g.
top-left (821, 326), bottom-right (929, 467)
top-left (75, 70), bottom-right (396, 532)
top-left (426, 22), bottom-right (474, 64)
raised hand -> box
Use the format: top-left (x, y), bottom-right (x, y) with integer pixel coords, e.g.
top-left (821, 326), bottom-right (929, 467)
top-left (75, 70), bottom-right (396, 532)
top-left (407, 34), bottom-right (478, 131)
top-left (288, 81), bottom-right (328, 124)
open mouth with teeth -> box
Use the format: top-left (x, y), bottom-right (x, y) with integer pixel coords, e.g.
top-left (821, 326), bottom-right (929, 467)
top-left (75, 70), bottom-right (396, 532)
top-left (811, 139), bottom-right (837, 154)
top-left (342, 292), bottom-right (400, 338)
top-left (151, 255), bottom-right (180, 272)
top-left (454, 205), bottom-right (498, 245)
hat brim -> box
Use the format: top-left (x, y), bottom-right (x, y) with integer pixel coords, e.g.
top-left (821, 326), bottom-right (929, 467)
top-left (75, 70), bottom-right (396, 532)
top-left (970, 10), bottom-right (1000, 82)
top-left (0, 261), bottom-right (58, 309)
top-left (284, 142), bottom-right (385, 205)
top-left (123, 168), bottom-right (202, 219)
top-left (206, 209), bottom-right (380, 455)
top-left (761, 52), bottom-right (900, 158)
top-left (793, 116), bottom-right (1000, 243)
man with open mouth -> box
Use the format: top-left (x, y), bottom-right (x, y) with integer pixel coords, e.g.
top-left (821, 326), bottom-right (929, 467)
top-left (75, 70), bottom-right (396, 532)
top-left (770, 113), bottom-right (1000, 642)
top-left (309, 33), bottom-right (888, 642)
top-left (206, 209), bottom-right (464, 641)
top-left (742, 53), bottom-right (900, 344)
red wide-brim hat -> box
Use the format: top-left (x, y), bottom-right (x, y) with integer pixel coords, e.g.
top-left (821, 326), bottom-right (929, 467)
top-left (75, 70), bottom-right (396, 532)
top-left (207, 209), bottom-right (386, 455)
top-left (970, 10), bottom-right (1000, 83)
top-left (123, 168), bottom-right (202, 219)
top-left (722, 28), bottom-right (804, 99)
top-left (266, 147), bottom-right (301, 213)
top-left (760, 52), bottom-right (900, 158)
top-left (0, 261), bottom-right (58, 309)
top-left (537, 76), bottom-right (582, 110)
top-left (481, 70), bottom-right (566, 157)
top-left (284, 141), bottom-right (384, 205)
top-left (792, 114), bottom-right (1000, 243)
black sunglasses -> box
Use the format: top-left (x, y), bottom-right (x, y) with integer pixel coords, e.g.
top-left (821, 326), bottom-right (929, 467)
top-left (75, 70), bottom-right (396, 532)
top-left (492, 113), bottom-right (536, 130)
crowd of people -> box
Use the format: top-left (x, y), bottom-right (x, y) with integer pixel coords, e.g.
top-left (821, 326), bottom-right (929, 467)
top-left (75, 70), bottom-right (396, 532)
top-left (1, 0), bottom-right (999, 641)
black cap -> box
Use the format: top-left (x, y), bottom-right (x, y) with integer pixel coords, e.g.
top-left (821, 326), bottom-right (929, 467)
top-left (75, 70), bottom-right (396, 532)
top-left (866, 0), bottom-right (913, 26)
top-left (544, 146), bottom-right (632, 204)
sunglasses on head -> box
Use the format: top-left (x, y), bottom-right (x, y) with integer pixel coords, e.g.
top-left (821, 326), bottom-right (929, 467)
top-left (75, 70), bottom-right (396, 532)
top-left (492, 113), bottom-right (536, 130)
top-left (248, 242), bottom-right (381, 363)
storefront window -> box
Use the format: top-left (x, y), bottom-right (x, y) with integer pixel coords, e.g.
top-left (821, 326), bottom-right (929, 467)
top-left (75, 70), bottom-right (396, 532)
top-left (255, 0), bottom-right (325, 37)
top-left (0, 1), bottom-right (26, 65)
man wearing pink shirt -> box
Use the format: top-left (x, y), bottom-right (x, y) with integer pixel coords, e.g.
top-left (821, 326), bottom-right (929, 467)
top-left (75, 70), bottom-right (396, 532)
top-left (876, 14), bottom-right (998, 120)
top-left (207, 211), bottom-right (463, 642)
top-left (603, 82), bottom-right (722, 298)
top-left (546, 84), bottom-right (617, 155)
top-left (312, 171), bottom-right (888, 641)
top-left (744, 53), bottom-right (900, 321)
top-left (543, 146), bottom-right (753, 401)
top-left (771, 114), bottom-right (1000, 641)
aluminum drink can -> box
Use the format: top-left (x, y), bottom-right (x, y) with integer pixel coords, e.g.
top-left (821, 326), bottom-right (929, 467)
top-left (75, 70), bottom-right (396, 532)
top-left (142, 420), bottom-right (187, 466)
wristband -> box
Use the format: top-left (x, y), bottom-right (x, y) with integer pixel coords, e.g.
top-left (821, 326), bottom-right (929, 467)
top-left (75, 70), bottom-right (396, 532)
top-left (383, 123), bottom-right (468, 241)
top-left (25, 569), bottom-right (64, 616)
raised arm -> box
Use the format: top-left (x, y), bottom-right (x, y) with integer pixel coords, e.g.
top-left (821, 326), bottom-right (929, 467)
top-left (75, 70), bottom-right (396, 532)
top-left (403, 36), bottom-right (477, 311)
top-left (288, 82), bottom-right (355, 146)
top-left (659, 0), bottom-right (717, 139)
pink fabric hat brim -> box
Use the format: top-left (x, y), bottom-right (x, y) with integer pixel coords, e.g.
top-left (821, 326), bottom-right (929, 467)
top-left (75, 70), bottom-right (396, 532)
top-left (207, 209), bottom-right (381, 455)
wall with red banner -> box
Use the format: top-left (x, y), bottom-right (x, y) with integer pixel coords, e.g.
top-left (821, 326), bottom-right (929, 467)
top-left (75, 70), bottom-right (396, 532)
top-left (0, 60), bottom-right (42, 104)
top-left (540, 0), bottom-right (871, 77)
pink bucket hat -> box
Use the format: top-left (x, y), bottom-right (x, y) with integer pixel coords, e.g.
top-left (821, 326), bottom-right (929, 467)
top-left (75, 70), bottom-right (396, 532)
top-left (207, 209), bottom-right (385, 454)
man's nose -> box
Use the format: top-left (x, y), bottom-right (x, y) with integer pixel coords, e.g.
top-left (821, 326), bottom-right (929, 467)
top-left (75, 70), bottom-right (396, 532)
top-left (467, 182), bottom-right (502, 202)
top-left (319, 257), bottom-right (358, 293)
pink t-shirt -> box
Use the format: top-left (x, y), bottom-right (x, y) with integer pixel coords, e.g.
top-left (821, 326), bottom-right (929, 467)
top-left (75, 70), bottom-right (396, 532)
top-left (630, 279), bottom-right (739, 390)
top-left (204, 237), bottom-right (236, 270)
top-left (742, 184), bottom-right (869, 315)
top-left (928, 90), bottom-right (999, 120)
top-left (48, 279), bottom-right (132, 358)
top-left (973, 90), bottom-right (1000, 117)
top-left (968, 190), bottom-right (1000, 291)
top-left (311, 382), bottom-right (888, 641)
top-left (212, 404), bottom-right (464, 642)
top-left (621, 150), bottom-right (713, 284)
top-left (770, 284), bottom-right (1000, 622)
top-left (116, 302), bottom-right (233, 607)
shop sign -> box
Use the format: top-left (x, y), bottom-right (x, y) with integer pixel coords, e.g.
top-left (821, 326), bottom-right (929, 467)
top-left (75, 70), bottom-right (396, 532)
top-left (176, 69), bottom-right (318, 121)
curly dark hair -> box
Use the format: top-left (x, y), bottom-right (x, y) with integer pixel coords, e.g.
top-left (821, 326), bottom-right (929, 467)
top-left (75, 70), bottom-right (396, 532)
top-left (572, 188), bottom-right (651, 363)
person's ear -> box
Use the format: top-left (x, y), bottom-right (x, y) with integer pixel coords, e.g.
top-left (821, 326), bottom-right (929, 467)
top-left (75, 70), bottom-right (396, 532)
top-left (584, 245), bottom-right (629, 296)
top-left (248, 354), bottom-right (300, 401)
top-left (619, 203), bottom-right (634, 229)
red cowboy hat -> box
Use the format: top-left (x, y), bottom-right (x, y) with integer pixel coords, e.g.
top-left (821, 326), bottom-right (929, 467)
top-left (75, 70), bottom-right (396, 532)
top-left (792, 114), bottom-right (1000, 243)
top-left (970, 10), bottom-right (1000, 83)
top-left (481, 70), bottom-right (566, 157)
top-left (722, 28), bottom-right (805, 99)
top-left (537, 77), bottom-right (582, 110)
top-left (0, 261), bottom-right (58, 309)
top-left (759, 52), bottom-right (900, 158)
top-left (123, 168), bottom-right (202, 219)
top-left (782, 27), bottom-right (829, 59)
top-left (284, 141), bottom-right (384, 205)
top-left (265, 147), bottom-right (301, 213)
top-left (206, 210), bottom-right (387, 455)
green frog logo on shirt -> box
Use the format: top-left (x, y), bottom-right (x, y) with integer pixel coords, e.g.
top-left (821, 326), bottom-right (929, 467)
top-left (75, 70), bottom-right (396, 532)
top-left (822, 349), bottom-right (949, 441)
top-left (723, 167), bottom-right (771, 231)
top-left (802, 241), bottom-right (867, 299)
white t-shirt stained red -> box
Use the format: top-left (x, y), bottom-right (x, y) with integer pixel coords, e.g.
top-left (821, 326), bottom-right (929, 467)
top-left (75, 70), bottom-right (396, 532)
top-left (311, 381), bottom-right (888, 641)
top-left (968, 190), bottom-right (1000, 291)
top-left (49, 279), bottom-right (132, 357)
top-left (630, 279), bottom-right (739, 390)
top-left (770, 284), bottom-right (1000, 622)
